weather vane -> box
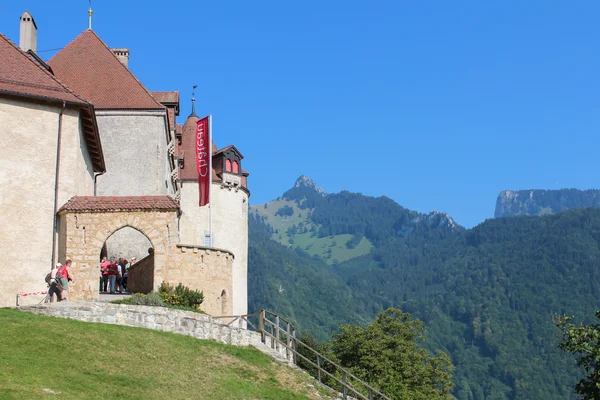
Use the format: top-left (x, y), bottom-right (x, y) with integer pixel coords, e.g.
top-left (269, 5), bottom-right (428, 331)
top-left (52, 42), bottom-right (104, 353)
top-left (192, 85), bottom-right (198, 115)
top-left (88, 0), bottom-right (93, 30)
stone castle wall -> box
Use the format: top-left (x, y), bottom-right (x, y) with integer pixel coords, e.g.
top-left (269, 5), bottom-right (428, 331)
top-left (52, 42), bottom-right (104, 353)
top-left (169, 244), bottom-right (233, 316)
top-left (178, 178), bottom-right (248, 316)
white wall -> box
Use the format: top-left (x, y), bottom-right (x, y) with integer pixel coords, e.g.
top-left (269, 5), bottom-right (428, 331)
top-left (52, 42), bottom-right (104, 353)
top-left (0, 97), bottom-right (94, 306)
top-left (95, 110), bottom-right (172, 196)
top-left (178, 178), bottom-right (249, 315)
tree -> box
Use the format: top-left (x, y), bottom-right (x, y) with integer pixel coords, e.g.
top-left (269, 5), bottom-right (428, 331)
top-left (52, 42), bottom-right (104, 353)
top-left (553, 311), bottom-right (600, 399)
top-left (330, 308), bottom-right (455, 399)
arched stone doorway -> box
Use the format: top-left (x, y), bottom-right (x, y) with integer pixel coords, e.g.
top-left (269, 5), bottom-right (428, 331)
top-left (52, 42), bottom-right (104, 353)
top-left (57, 196), bottom-right (236, 315)
top-left (100, 226), bottom-right (154, 293)
top-left (57, 196), bottom-right (179, 301)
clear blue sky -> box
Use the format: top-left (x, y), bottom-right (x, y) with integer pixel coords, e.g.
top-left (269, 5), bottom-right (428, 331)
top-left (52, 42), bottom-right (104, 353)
top-left (2, 1), bottom-right (599, 227)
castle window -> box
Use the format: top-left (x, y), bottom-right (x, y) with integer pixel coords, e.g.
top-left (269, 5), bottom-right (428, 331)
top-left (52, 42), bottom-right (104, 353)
top-left (221, 289), bottom-right (228, 314)
top-left (225, 159), bottom-right (232, 172)
top-left (232, 160), bottom-right (239, 174)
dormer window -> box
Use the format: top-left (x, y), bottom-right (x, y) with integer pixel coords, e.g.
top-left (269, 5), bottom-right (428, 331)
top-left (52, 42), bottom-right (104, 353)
top-left (217, 145), bottom-right (243, 176)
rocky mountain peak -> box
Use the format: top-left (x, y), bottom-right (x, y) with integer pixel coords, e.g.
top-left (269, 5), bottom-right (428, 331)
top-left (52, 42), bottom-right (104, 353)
top-left (294, 175), bottom-right (325, 196)
top-left (412, 211), bottom-right (460, 231)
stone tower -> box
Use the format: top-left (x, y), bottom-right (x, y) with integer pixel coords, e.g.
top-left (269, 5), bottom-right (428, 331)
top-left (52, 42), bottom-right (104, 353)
top-left (177, 107), bottom-right (249, 316)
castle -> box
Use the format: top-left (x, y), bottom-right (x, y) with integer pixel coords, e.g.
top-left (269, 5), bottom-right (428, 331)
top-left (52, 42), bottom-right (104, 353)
top-left (0, 11), bottom-right (249, 316)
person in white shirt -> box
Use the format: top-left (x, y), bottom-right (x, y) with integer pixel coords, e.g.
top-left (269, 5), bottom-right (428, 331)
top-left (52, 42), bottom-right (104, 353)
top-left (47, 263), bottom-right (61, 302)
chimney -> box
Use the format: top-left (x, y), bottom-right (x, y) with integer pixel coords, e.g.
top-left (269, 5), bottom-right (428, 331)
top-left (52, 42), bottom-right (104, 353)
top-left (19, 11), bottom-right (37, 52)
top-left (111, 48), bottom-right (129, 68)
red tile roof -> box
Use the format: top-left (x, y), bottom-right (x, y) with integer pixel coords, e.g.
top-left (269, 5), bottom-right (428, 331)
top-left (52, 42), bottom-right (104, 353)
top-left (0, 34), bottom-right (105, 173)
top-left (0, 33), bottom-right (88, 104)
top-left (48, 30), bottom-right (164, 110)
top-left (58, 196), bottom-right (179, 213)
top-left (151, 91), bottom-right (179, 104)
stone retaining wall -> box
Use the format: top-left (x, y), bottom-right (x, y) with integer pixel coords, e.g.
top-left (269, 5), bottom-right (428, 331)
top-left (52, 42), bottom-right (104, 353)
top-left (18, 302), bottom-right (263, 347)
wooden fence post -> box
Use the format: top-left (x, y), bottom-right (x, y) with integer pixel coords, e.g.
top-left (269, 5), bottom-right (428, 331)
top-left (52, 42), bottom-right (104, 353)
top-left (286, 322), bottom-right (291, 360)
top-left (317, 354), bottom-right (322, 383)
top-left (259, 309), bottom-right (265, 343)
top-left (292, 328), bottom-right (297, 364)
top-left (343, 371), bottom-right (347, 399)
top-left (275, 315), bottom-right (280, 351)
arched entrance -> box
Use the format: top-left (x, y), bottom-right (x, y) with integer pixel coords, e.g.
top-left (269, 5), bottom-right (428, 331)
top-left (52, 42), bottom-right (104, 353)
top-left (100, 226), bottom-right (154, 293)
top-left (56, 196), bottom-right (180, 301)
top-left (102, 226), bottom-right (152, 262)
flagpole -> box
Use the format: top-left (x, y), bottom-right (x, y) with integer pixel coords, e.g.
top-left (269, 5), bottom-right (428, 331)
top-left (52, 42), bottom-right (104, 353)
top-left (209, 114), bottom-right (213, 246)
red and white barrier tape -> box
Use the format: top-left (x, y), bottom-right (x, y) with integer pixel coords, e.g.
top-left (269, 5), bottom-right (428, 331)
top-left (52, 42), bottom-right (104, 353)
top-left (16, 290), bottom-right (50, 306)
top-left (18, 291), bottom-right (48, 297)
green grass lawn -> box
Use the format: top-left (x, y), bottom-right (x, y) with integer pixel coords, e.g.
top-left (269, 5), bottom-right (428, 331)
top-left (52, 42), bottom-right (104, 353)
top-left (0, 309), bottom-right (331, 400)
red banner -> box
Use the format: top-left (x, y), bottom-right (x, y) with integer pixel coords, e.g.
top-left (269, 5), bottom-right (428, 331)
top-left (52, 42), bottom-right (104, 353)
top-left (196, 116), bottom-right (210, 206)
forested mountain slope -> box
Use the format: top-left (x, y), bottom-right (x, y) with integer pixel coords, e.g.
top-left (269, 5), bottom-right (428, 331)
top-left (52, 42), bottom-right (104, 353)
top-left (248, 178), bottom-right (600, 399)
top-left (338, 209), bottom-right (600, 399)
top-left (247, 212), bottom-right (369, 341)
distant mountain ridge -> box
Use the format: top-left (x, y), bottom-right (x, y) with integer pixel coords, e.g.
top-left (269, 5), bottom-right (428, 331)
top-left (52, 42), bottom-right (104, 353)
top-left (253, 175), bottom-right (462, 266)
top-left (495, 188), bottom-right (600, 218)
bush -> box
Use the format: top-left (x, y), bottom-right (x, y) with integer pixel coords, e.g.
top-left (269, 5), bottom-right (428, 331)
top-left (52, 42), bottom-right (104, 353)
top-left (114, 292), bottom-right (165, 307)
top-left (159, 282), bottom-right (203, 309)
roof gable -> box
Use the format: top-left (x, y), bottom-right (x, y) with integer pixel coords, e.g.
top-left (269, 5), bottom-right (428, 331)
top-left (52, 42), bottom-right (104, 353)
top-left (47, 30), bottom-right (163, 110)
top-left (214, 144), bottom-right (244, 159)
top-left (0, 33), bottom-right (87, 104)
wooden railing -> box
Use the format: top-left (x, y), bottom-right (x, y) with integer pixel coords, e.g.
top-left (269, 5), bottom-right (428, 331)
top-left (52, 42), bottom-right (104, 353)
top-left (213, 309), bottom-right (391, 400)
top-left (212, 311), bottom-right (261, 331)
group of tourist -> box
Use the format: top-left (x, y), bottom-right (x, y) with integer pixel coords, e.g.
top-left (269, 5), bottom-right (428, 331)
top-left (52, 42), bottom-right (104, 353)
top-left (46, 260), bottom-right (73, 302)
top-left (44, 255), bottom-right (139, 302)
top-left (99, 257), bottom-right (136, 294)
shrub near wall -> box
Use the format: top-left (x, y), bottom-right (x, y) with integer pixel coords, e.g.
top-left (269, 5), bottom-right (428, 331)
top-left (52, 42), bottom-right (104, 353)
top-left (114, 282), bottom-right (204, 314)
top-left (158, 282), bottom-right (204, 310)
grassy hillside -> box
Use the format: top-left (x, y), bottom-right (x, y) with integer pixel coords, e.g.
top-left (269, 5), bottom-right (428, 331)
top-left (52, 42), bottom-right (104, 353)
top-left (252, 200), bottom-right (373, 265)
top-left (0, 309), bottom-right (333, 400)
